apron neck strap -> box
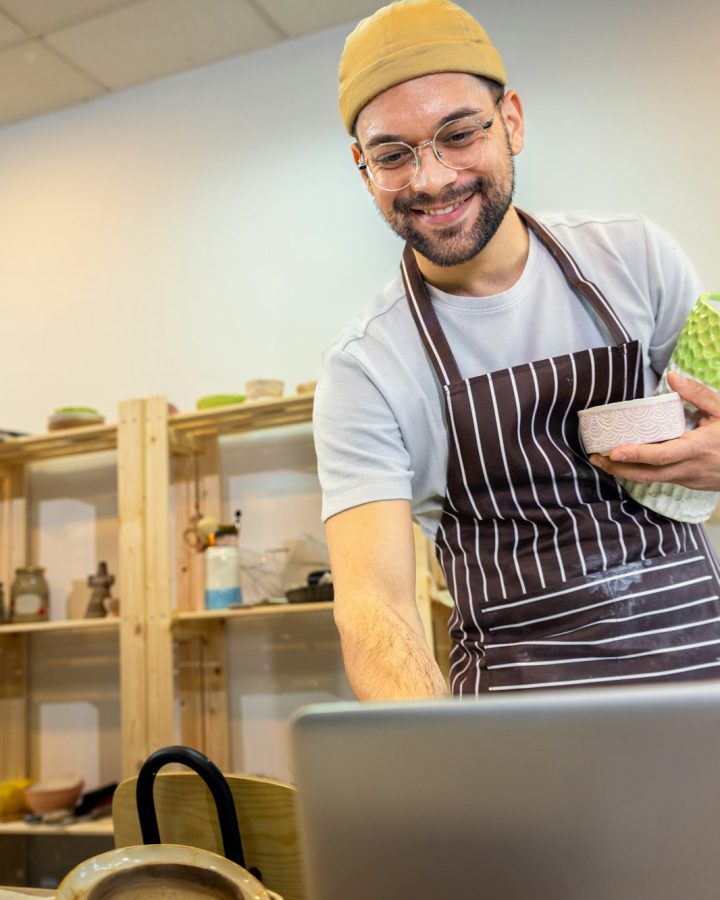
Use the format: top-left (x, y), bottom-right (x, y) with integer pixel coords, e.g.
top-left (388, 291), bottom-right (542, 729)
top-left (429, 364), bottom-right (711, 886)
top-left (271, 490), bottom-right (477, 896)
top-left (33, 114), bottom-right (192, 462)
top-left (516, 209), bottom-right (631, 345)
top-left (400, 208), bottom-right (633, 387)
top-left (401, 243), bottom-right (463, 386)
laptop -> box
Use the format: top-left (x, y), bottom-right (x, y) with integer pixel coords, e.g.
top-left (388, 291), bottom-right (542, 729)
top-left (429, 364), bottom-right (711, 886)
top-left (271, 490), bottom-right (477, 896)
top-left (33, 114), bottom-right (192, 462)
top-left (290, 682), bottom-right (720, 900)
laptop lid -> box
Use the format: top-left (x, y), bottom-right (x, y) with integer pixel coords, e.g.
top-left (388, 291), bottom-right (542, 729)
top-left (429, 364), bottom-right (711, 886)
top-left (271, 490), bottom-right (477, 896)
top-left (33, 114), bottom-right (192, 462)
top-left (290, 682), bottom-right (720, 900)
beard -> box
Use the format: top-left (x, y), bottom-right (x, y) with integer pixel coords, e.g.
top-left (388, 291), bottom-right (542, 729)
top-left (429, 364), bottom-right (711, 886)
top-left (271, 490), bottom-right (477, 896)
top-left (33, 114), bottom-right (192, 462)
top-left (376, 142), bottom-right (516, 268)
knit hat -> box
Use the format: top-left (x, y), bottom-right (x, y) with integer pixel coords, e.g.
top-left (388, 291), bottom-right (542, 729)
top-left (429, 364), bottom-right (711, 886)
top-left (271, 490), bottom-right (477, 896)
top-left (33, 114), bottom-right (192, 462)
top-left (338, 0), bottom-right (507, 134)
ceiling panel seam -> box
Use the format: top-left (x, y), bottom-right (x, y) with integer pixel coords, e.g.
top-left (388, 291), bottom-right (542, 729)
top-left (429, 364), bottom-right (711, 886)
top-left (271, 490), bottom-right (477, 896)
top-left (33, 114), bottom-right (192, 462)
top-left (42, 41), bottom-right (112, 92)
top-left (242, 0), bottom-right (288, 40)
top-left (0, 0), bottom-right (147, 41)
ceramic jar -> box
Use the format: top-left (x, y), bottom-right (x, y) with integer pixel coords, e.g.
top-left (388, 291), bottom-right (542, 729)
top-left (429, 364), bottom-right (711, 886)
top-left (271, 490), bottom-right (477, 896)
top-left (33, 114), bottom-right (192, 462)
top-left (10, 566), bottom-right (50, 623)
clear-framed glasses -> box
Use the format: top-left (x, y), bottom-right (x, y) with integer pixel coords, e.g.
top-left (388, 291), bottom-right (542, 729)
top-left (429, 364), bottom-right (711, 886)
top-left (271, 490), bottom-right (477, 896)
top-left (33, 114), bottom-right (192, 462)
top-left (357, 111), bottom-right (497, 192)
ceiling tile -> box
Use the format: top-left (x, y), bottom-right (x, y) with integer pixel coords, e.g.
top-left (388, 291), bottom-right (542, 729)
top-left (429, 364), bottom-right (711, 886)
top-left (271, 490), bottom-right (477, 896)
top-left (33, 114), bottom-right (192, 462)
top-left (0, 0), bottom-right (129, 33)
top-left (255, 0), bottom-right (386, 38)
top-left (45, 0), bottom-right (281, 91)
top-left (0, 8), bottom-right (26, 45)
top-left (0, 40), bottom-right (104, 126)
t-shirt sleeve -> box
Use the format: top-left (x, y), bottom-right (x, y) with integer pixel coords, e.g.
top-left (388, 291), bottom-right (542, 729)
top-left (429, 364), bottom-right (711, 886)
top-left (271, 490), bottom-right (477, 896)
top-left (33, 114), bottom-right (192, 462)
top-left (313, 344), bottom-right (414, 523)
top-left (643, 218), bottom-right (703, 375)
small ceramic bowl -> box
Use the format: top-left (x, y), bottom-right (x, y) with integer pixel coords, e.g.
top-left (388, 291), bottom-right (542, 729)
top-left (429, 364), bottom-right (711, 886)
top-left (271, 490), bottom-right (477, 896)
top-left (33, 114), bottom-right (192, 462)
top-left (245, 380), bottom-right (284, 401)
top-left (24, 776), bottom-right (84, 814)
top-left (577, 392), bottom-right (685, 456)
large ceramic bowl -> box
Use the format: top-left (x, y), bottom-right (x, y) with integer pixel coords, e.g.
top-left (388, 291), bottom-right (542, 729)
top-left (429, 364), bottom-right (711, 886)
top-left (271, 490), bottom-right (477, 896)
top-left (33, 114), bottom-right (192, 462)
top-left (578, 392), bottom-right (685, 456)
top-left (56, 844), bottom-right (282, 899)
top-left (245, 380), bottom-right (284, 401)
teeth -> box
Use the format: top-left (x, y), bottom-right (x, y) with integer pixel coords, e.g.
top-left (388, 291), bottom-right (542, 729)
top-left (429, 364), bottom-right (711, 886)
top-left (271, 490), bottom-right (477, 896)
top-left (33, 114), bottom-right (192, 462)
top-left (423, 198), bottom-right (466, 216)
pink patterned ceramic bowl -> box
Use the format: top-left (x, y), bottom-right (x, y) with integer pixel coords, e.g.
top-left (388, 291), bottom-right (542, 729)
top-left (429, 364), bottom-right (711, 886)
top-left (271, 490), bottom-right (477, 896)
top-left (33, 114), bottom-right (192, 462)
top-left (578, 392), bottom-right (685, 456)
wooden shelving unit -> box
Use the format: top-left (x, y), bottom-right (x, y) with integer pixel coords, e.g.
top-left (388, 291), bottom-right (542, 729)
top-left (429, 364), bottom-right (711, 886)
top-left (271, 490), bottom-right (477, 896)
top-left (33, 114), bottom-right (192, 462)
top-left (0, 390), bottom-right (439, 892)
top-left (0, 394), bottom-right (321, 818)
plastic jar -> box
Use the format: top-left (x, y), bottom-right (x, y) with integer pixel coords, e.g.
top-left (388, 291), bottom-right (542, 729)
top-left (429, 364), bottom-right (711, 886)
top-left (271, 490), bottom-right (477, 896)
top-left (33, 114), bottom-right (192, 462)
top-left (205, 546), bottom-right (243, 610)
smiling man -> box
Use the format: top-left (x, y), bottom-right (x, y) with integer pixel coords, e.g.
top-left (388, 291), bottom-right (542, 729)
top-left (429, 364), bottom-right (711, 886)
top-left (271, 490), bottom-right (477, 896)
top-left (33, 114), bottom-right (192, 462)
top-left (314, 0), bottom-right (720, 700)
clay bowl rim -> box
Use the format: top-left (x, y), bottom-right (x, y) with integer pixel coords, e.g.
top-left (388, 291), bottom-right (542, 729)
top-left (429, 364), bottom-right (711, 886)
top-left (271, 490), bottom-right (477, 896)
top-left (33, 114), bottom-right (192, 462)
top-left (55, 844), bottom-right (276, 900)
top-left (577, 392), bottom-right (683, 418)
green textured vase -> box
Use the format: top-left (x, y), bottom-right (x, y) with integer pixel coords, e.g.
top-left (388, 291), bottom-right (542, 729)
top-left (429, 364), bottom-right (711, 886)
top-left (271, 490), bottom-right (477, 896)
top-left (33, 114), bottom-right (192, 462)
top-left (671, 294), bottom-right (720, 390)
top-left (621, 293), bottom-right (720, 523)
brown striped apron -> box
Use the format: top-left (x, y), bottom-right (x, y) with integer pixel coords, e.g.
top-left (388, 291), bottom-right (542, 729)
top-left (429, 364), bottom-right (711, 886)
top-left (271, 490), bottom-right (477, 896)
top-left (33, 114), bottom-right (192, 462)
top-left (401, 208), bottom-right (720, 695)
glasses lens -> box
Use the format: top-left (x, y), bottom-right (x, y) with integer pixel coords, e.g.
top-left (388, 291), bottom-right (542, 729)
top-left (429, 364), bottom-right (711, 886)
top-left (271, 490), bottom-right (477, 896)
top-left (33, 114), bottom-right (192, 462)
top-left (433, 116), bottom-right (489, 171)
top-left (366, 143), bottom-right (416, 191)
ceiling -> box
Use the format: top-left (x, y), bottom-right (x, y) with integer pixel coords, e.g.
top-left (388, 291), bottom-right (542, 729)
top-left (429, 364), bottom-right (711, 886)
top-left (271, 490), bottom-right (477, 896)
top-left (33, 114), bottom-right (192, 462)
top-left (0, 0), bottom-right (382, 128)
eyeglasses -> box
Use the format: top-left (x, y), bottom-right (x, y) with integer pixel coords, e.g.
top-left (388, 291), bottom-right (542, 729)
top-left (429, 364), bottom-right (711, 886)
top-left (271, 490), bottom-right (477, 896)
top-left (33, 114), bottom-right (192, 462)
top-left (357, 111), bottom-right (498, 192)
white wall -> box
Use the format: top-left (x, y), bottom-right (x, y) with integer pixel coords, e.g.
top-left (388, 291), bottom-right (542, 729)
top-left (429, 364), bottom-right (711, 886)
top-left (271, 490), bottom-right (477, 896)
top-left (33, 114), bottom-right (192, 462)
top-left (0, 0), bottom-right (718, 433)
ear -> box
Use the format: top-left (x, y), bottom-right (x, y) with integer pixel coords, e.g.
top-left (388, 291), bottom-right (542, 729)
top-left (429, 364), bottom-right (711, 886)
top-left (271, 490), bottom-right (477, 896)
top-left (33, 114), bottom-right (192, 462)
top-left (499, 90), bottom-right (525, 156)
top-left (351, 143), bottom-right (375, 195)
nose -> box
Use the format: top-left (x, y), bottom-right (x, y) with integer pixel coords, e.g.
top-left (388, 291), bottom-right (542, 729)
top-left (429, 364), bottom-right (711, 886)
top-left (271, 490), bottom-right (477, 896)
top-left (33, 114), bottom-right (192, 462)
top-left (411, 142), bottom-right (458, 194)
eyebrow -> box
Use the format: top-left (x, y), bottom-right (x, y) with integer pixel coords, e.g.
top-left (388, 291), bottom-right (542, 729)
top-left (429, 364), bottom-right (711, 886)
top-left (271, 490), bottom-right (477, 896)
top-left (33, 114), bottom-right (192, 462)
top-left (363, 107), bottom-right (484, 149)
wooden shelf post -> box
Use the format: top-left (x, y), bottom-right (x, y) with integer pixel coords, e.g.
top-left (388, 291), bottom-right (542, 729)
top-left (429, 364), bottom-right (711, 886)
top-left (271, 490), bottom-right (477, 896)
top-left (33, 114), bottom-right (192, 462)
top-left (118, 399), bottom-right (150, 777)
top-left (144, 397), bottom-right (175, 756)
top-left (0, 464), bottom-right (30, 782)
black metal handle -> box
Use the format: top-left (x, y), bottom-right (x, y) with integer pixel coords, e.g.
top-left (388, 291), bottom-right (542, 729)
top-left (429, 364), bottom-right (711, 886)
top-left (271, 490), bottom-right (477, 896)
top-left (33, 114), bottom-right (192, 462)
top-left (136, 745), bottom-right (247, 871)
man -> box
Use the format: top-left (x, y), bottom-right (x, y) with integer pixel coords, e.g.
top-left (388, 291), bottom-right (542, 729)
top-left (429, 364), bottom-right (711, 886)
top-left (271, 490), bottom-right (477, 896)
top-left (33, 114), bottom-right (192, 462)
top-left (314, 0), bottom-right (720, 699)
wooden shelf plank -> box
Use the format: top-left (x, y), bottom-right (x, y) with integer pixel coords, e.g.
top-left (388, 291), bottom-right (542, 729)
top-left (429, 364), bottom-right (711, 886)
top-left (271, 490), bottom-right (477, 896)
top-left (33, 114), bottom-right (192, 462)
top-left (0, 618), bottom-right (120, 636)
top-left (0, 818), bottom-right (113, 836)
top-left (0, 396), bottom-right (314, 465)
top-left (169, 394), bottom-right (314, 441)
top-left (173, 602), bottom-right (333, 625)
top-left (0, 424), bottom-right (118, 465)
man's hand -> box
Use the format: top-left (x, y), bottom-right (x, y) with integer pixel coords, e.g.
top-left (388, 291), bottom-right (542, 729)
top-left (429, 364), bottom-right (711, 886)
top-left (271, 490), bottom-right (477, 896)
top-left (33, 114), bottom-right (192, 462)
top-left (589, 371), bottom-right (720, 491)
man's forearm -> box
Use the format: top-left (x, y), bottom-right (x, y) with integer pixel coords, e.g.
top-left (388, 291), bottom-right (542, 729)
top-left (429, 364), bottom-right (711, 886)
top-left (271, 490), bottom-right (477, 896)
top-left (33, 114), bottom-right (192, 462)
top-left (335, 595), bottom-right (448, 700)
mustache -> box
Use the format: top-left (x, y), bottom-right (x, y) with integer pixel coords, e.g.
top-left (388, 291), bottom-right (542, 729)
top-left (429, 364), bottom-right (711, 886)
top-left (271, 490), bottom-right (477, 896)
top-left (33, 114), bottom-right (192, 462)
top-left (393, 176), bottom-right (487, 214)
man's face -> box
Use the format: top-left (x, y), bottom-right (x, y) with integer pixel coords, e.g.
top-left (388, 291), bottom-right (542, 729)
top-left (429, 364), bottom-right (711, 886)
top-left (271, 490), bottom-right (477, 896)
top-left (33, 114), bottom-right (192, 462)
top-left (354, 73), bottom-right (524, 268)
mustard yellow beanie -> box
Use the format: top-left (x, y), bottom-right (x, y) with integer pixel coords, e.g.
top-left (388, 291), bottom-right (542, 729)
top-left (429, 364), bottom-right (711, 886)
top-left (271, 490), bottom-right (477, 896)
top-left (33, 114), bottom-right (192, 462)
top-left (338, 0), bottom-right (507, 134)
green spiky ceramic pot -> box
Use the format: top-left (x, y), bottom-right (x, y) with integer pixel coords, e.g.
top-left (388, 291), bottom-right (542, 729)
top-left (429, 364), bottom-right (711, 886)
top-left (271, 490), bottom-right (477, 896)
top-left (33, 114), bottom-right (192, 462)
top-left (621, 293), bottom-right (720, 522)
top-left (672, 294), bottom-right (720, 390)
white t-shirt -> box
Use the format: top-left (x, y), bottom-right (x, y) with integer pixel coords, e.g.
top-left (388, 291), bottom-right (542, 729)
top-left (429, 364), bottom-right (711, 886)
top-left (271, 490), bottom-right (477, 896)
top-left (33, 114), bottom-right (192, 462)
top-left (313, 211), bottom-right (703, 539)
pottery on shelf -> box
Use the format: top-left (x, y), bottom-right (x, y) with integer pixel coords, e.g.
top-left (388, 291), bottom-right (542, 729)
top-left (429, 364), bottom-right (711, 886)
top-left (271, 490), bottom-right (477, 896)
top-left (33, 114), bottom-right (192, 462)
top-left (24, 776), bottom-right (84, 814)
